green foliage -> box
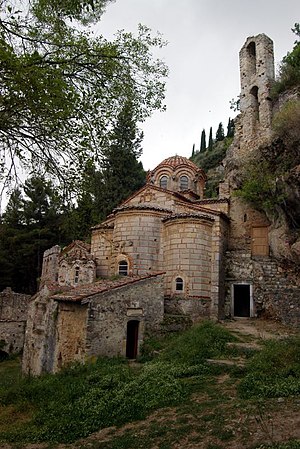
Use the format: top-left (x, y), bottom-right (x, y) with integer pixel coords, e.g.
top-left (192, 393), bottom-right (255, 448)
top-left (0, 0), bottom-right (167, 189)
top-left (208, 126), bottom-right (213, 151)
top-left (0, 321), bottom-right (235, 444)
top-left (200, 129), bottom-right (207, 152)
top-left (161, 320), bottom-right (236, 365)
top-left (215, 122), bottom-right (225, 141)
top-left (272, 100), bottom-right (300, 143)
top-left (192, 137), bottom-right (231, 172)
top-left (238, 336), bottom-right (300, 399)
top-left (271, 24), bottom-right (300, 98)
top-left (226, 118), bottom-right (235, 138)
top-left (0, 176), bottom-right (68, 293)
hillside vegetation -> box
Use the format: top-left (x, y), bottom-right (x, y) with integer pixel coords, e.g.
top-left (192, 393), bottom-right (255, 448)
top-left (0, 321), bottom-right (299, 448)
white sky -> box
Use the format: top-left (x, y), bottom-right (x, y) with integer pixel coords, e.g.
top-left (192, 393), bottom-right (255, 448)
top-left (98, 0), bottom-right (299, 170)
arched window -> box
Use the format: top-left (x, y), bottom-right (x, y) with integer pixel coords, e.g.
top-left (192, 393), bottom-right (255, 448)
top-left (250, 85), bottom-right (259, 121)
top-left (175, 277), bottom-right (184, 291)
top-left (180, 175), bottom-right (189, 190)
top-left (74, 266), bottom-right (80, 284)
top-left (118, 260), bottom-right (128, 276)
top-left (160, 175), bottom-right (168, 189)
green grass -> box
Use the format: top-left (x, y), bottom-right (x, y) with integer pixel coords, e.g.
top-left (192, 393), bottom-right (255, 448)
top-left (238, 336), bottom-right (300, 399)
top-left (0, 321), bottom-right (299, 447)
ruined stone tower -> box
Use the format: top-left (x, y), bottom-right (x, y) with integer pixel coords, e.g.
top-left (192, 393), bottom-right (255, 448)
top-left (239, 34), bottom-right (275, 151)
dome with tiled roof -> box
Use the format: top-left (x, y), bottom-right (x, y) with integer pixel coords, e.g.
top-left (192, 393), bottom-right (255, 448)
top-left (148, 155), bottom-right (206, 199)
top-left (152, 155), bottom-right (203, 173)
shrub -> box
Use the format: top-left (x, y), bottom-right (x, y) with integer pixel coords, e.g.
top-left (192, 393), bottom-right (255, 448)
top-left (272, 100), bottom-right (300, 144)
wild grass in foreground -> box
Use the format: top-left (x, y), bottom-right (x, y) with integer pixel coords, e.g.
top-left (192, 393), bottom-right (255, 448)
top-left (0, 321), bottom-right (299, 447)
top-left (0, 321), bottom-right (234, 444)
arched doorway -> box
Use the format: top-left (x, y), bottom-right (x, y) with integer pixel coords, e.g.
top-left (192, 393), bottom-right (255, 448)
top-left (126, 320), bottom-right (139, 359)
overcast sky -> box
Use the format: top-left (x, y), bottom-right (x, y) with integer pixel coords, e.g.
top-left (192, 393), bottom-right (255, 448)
top-left (96, 0), bottom-right (299, 170)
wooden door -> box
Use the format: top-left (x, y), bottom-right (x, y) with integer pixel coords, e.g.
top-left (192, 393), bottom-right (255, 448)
top-left (251, 226), bottom-right (269, 256)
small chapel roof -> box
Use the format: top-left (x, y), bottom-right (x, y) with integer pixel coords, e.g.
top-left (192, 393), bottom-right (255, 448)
top-left (50, 272), bottom-right (165, 303)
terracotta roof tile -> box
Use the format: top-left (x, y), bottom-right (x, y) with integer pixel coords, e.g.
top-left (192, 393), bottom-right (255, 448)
top-left (50, 272), bottom-right (165, 303)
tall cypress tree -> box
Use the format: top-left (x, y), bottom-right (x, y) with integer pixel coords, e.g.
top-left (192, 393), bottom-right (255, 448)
top-left (200, 129), bottom-right (206, 152)
top-left (226, 118), bottom-right (235, 137)
top-left (216, 122), bottom-right (225, 141)
top-left (191, 143), bottom-right (195, 158)
top-left (208, 127), bottom-right (213, 151)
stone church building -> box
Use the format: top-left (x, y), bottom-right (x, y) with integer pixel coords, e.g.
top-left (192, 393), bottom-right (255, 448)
top-left (22, 33), bottom-right (300, 375)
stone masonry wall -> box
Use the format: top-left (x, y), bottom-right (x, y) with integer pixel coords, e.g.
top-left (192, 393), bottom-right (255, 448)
top-left (0, 287), bottom-right (31, 354)
top-left (85, 275), bottom-right (164, 358)
top-left (112, 210), bottom-right (164, 275)
top-left (225, 251), bottom-right (300, 326)
top-left (54, 302), bottom-right (88, 371)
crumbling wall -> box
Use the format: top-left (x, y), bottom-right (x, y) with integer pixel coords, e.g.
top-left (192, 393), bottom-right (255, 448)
top-left (0, 287), bottom-right (30, 354)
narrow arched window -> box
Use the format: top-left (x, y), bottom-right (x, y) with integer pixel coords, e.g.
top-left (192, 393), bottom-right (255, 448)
top-left (175, 277), bottom-right (184, 291)
top-left (180, 175), bottom-right (189, 190)
top-left (160, 175), bottom-right (168, 189)
top-left (118, 260), bottom-right (128, 276)
top-left (74, 266), bottom-right (80, 284)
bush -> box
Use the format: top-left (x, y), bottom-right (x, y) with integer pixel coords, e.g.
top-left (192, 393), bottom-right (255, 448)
top-left (272, 100), bottom-right (300, 143)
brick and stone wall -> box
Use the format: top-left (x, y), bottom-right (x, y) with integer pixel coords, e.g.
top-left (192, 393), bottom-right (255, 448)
top-left (85, 275), bottom-right (164, 358)
top-left (0, 288), bottom-right (30, 354)
top-left (225, 251), bottom-right (300, 326)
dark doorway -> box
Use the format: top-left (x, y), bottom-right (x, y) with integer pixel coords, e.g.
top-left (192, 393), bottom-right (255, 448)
top-left (126, 320), bottom-right (139, 359)
top-left (233, 284), bottom-right (251, 317)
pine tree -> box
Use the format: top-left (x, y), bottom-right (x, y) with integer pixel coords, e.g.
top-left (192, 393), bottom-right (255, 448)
top-left (216, 122), bottom-right (225, 141)
top-left (200, 129), bottom-right (206, 152)
top-left (98, 101), bottom-right (146, 218)
top-left (208, 127), bottom-right (213, 151)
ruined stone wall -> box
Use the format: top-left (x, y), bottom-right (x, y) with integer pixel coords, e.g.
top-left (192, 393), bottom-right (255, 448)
top-left (225, 251), bottom-right (300, 326)
top-left (239, 34), bottom-right (274, 151)
top-left (85, 275), bottom-right (164, 358)
top-left (22, 287), bottom-right (58, 375)
top-left (40, 245), bottom-right (61, 287)
top-left (54, 302), bottom-right (88, 370)
top-left (0, 288), bottom-right (30, 354)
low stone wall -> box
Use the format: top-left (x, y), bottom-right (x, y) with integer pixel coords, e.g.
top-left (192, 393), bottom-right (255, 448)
top-left (225, 251), bottom-right (300, 326)
top-left (0, 287), bottom-right (31, 354)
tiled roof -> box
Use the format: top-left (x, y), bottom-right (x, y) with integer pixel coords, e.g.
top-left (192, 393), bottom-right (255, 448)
top-left (154, 155), bottom-right (199, 171)
top-left (50, 272), bottom-right (165, 303)
top-left (162, 213), bottom-right (215, 223)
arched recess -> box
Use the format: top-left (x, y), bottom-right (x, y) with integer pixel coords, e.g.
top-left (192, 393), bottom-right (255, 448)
top-left (126, 320), bottom-right (139, 359)
top-left (247, 41), bottom-right (256, 76)
top-left (250, 86), bottom-right (259, 121)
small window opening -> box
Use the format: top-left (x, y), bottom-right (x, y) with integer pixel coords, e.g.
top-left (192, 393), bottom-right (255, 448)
top-left (175, 277), bottom-right (184, 291)
top-left (180, 175), bottom-right (189, 191)
top-left (244, 214), bottom-right (247, 222)
top-left (74, 267), bottom-right (80, 284)
top-left (160, 175), bottom-right (168, 189)
top-left (118, 260), bottom-right (128, 276)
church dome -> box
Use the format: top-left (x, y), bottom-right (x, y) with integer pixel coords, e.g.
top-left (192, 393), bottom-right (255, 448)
top-left (148, 155), bottom-right (206, 199)
top-left (152, 155), bottom-right (202, 173)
